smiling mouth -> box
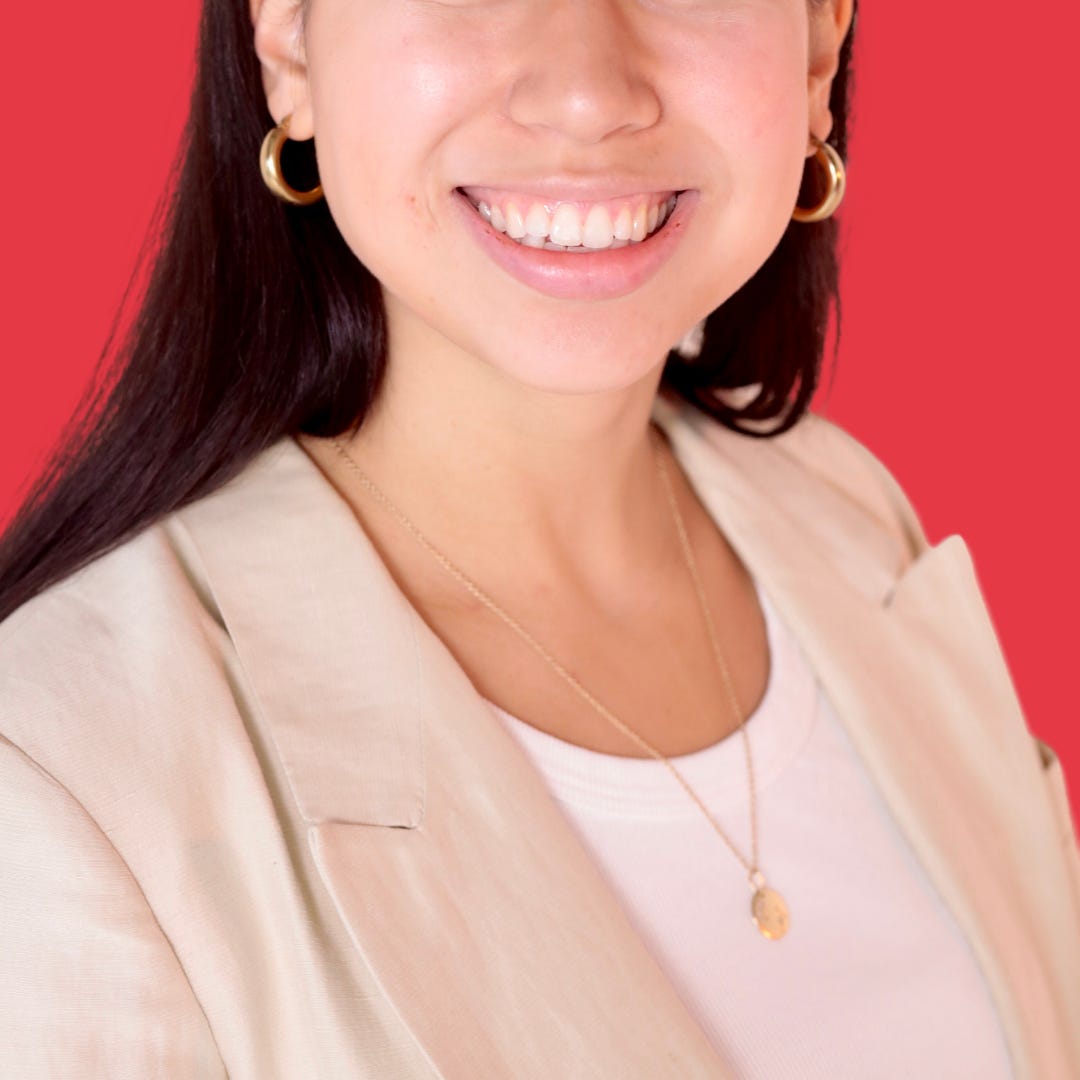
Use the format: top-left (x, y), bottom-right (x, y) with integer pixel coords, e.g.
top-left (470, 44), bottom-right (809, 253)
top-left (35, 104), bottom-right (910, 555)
top-left (456, 187), bottom-right (689, 252)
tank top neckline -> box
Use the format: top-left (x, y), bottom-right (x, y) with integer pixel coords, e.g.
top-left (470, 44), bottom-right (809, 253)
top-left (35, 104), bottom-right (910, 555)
top-left (484, 577), bottom-right (820, 820)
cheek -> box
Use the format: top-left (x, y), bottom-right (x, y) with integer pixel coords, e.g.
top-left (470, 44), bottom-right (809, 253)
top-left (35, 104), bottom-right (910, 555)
top-left (305, 5), bottom-right (479, 251)
top-left (665, 8), bottom-right (810, 272)
top-left (682, 13), bottom-right (807, 175)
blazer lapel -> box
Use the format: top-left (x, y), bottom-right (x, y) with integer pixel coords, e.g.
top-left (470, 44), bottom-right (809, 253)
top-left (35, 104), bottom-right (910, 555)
top-left (308, 626), bottom-right (733, 1078)
top-left (176, 432), bottom-right (733, 1079)
top-left (655, 397), bottom-right (1080, 1079)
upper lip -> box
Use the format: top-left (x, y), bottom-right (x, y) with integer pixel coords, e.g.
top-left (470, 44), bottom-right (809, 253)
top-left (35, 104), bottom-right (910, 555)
top-left (457, 179), bottom-right (690, 203)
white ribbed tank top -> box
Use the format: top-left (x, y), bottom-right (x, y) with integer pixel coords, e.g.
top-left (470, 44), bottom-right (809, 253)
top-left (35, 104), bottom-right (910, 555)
top-left (486, 579), bottom-right (1014, 1078)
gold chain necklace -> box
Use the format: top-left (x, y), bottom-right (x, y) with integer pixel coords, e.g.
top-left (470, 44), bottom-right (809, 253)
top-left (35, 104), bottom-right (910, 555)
top-left (329, 422), bottom-right (790, 941)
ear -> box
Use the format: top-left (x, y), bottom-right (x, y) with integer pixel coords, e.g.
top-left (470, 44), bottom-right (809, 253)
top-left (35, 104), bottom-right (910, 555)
top-left (251, 0), bottom-right (314, 139)
top-left (807, 0), bottom-right (855, 151)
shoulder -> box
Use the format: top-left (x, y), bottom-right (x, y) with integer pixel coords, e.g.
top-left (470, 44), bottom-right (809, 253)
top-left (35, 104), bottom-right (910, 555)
top-left (0, 508), bottom-right (237, 818)
top-left (768, 409), bottom-right (930, 564)
top-left (662, 390), bottom-right (933, 591)
top-left (0, 433), bottom-right (342, 829)
top-left (0, 517), bottom-right (201, 681)
top-left (0, 436), bottom-right (311, 747)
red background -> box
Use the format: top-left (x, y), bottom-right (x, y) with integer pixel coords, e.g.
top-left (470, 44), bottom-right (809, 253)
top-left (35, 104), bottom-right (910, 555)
top-left (3, 5), bottom-right (1078, 821)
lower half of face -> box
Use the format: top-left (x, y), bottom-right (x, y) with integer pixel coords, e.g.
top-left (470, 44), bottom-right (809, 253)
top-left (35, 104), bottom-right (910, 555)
top-left (307, 0), bottom-right (813, 396)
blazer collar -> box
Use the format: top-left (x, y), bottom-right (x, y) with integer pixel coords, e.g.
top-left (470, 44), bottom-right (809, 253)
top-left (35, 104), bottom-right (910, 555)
top-left (173, 393), bottom-right (1079, 1079)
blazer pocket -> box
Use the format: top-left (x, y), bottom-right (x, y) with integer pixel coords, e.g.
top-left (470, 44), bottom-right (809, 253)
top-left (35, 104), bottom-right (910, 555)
top-left (1033, 735), bottom-right (1080, 916)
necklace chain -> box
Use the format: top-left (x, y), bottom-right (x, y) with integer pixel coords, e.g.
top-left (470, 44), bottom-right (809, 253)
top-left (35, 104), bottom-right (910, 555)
top-left (328, 423), bottom-right (766, 895)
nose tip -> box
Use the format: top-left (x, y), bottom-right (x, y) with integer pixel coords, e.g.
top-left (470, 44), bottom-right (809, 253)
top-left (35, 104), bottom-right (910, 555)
top-left (505, 4), bottom-right (661, 145)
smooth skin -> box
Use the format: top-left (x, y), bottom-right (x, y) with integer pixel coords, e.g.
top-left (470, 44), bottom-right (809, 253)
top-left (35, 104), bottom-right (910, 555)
top-left (252, 0), bottom-right (854, 757)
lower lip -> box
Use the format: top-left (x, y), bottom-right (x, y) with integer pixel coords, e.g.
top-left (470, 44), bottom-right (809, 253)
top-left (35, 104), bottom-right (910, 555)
top-left (451, 188), bottom-right (700, 301)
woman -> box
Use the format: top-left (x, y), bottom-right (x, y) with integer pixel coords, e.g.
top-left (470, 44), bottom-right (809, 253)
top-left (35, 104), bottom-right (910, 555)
top-left (1, 0), bottom-right (1077, 1076)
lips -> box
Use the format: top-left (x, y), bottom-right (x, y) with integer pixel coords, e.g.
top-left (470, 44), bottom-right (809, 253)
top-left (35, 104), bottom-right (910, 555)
top-left (452, 186), bottom-right (700, 301)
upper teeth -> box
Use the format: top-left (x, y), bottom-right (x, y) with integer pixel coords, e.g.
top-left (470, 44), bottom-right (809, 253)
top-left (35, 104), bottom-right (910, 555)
top-left (464, 191), bottom-right (678, 250)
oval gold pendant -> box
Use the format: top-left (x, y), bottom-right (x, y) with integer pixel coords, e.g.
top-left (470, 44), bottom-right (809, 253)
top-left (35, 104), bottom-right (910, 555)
top-left (751, 885), bottom-right (790, 940)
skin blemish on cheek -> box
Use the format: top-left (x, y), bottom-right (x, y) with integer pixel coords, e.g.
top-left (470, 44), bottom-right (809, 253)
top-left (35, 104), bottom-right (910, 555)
top-left (403, 192), bottom-right (426, 227)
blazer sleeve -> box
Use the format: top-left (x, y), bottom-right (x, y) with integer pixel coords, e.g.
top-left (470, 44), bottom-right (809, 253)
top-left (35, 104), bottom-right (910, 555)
top-left (0, 735), bottom-right (227, 1079)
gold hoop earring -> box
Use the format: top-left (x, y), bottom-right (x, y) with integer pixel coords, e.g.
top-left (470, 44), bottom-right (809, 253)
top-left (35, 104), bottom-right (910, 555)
top-left (791, 135), bottom-right (846, 224)
top-left (259, 113), bottom-right (324, 206)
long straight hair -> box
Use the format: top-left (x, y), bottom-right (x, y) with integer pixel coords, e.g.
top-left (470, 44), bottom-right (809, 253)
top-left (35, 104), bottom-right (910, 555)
top-left (0, 0), bottom-right (856, 625)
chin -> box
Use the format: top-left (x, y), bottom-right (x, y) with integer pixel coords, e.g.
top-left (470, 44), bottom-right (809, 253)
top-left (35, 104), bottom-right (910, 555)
top-left (481, 341), bottom-right (667, 397)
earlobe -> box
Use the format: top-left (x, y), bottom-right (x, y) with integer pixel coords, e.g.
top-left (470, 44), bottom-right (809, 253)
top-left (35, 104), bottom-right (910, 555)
top-left (252, 0), bottom-right (314, 138)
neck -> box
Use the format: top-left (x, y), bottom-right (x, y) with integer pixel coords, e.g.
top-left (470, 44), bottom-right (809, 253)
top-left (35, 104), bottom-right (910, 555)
top-left (333, 338), bottom-right (683, 602)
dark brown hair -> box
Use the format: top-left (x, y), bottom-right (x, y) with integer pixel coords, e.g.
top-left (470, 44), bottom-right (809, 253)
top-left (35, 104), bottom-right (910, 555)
top-left (0, 0), bottom-right (856, 624)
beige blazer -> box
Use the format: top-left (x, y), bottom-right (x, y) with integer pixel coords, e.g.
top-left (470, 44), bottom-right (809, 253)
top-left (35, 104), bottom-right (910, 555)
top-left (2, 391), bottom-right (1078, 1079)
